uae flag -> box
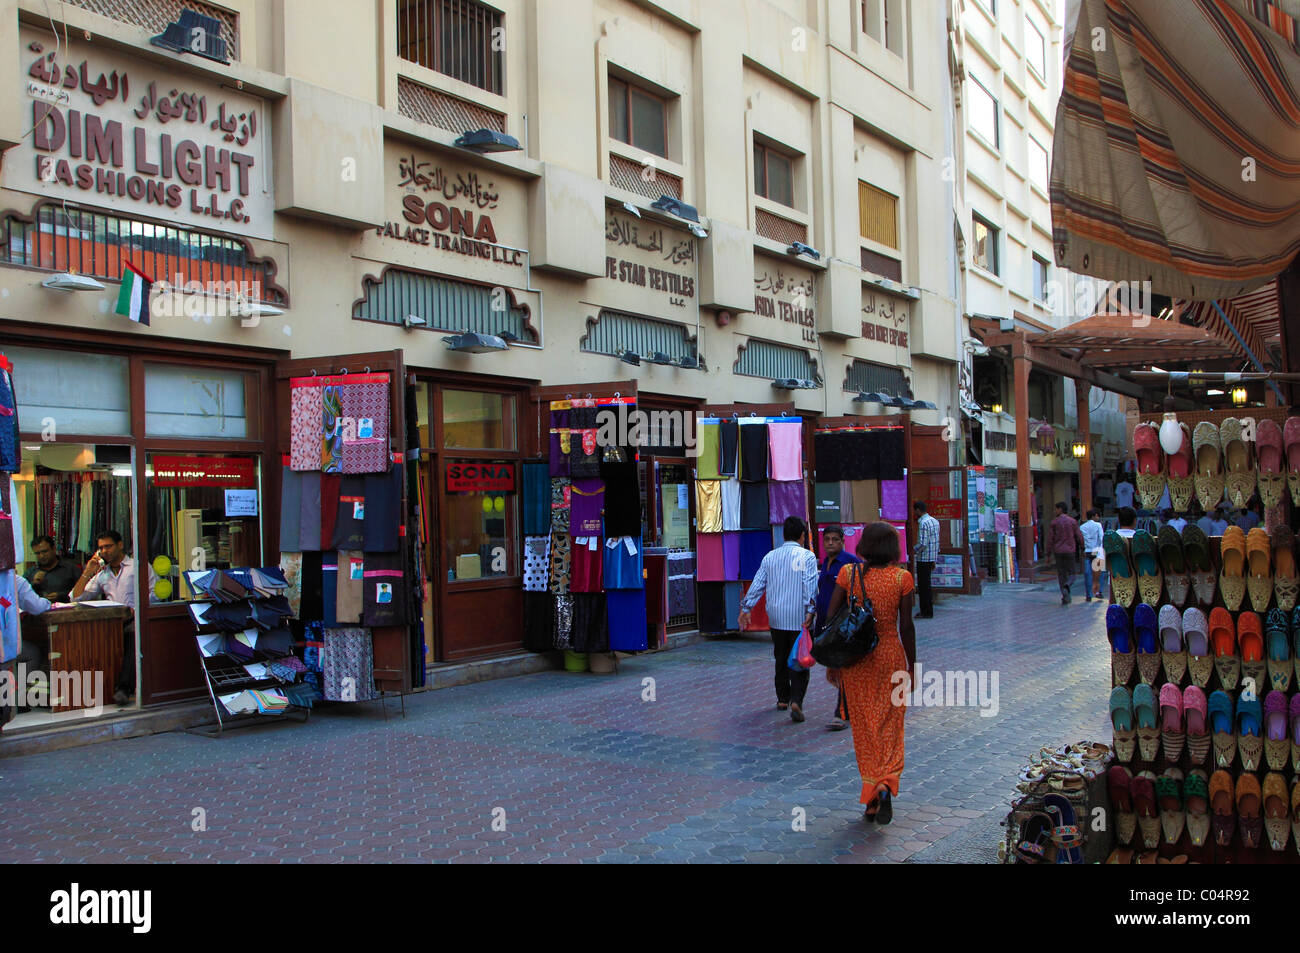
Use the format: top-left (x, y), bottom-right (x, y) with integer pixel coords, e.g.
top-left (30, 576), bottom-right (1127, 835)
top-left (115, 262), bottom-right (153, 325)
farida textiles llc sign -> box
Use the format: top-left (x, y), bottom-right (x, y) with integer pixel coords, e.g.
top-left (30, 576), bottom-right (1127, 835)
top-left (754, 266), bottom-right (815, 344)
top-left (9, 27), bottom-right (273, 239)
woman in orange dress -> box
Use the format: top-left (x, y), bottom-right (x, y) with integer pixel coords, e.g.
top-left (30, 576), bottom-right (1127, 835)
top-left (822, 522), bottom-right (916, 823)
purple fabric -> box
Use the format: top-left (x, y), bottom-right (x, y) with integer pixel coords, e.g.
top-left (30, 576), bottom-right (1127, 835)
top-left (549, 430), bottom-right (570, 476)
top-left (768, 480), bottom-right (807, 524)
top-left (569, 478), bottom-right (605, 536)
top-left (723, 531), bottom-right (741, 582)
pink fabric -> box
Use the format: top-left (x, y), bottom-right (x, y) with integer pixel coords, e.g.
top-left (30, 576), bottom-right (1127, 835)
top-left (339, 375), bottom-right (391, 474)
top-left (697, 533), bottom-right (725, 582)
top-left (766, 421), bottom-right (803, 481)
top-left (290, 381), bottom-right (323, 471)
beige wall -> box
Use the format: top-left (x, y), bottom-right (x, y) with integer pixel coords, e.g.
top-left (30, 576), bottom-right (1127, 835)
top-left (0, 0), bottom-right (959, 446)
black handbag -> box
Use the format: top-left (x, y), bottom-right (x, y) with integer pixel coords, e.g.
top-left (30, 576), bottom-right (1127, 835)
top-left (811, 563), bottom-right (879, 668)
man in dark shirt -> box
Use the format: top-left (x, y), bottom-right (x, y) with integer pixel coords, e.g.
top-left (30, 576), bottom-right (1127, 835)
top-left (1047, 502), bottom-right (1087, 605)
top-left (816, 526), bottom-right (861, 732)
top-left (23, 535), bottom-right (80, 602)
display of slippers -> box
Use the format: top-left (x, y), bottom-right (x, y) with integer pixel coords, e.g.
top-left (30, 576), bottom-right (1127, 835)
top-left (1133, 682), bottom-right (1160, 762)
top-left (1193, 421), bottom-right (1225, 510)
top-left (1246, 527), bottom-right (1273, 613)
top-left (1157, 525), bottom-right (1190, 608)
top-left (1015, 810), bottom-right (1056, 863)
top-left (1105, 530), bottom-right (1137, 609)
top-left (1185, 768), bottom-right (1211, 847)
top-left (1159, 682), bottom-right (1185, 763)
top-left (1239, 611), bottom-right (1267, 697)
top-left (1158, 603), bottom-right (1186, 685)
top-left (1237, 772), bottom-right (1263, 849)
top-left (1266, 608), bottom-right (1293, 693)
top-left (1274, 524), bottom-right (1299, 613)
top-left (1265, 690), bottom-right (1290, 772)
top-left (1109, 765), bottom-right (1137, 846)
top-left (1134, 422), bottom-right (1166, 511)
top-left (1293, 776), bottom-right (1300, 854)
top-left (1106, 847), bottom-right (1136, 864)
top-left (1184, 606), bottom-right (1213, 688)
top-left (1131, 531), bottom-right (1164, 608)
top-left (1210, 768), bottom-right (1236, 847)
top-left (1292, 694), bottom-right (1300, 773)
top-left (1257, 418), bottom-right (1286, 508)
top-left (1237, 692), bottom-right (1263, 772)
top-left (1264, 772), bottom-right (1290, 852)
top-left (1131, 771), bottom-right (1160, 849)
top-left (1185, 685), bottom-right (1211, 765)
top-left (1156, 768), bottom-right (1185, 845)
top-left (1209, 689), bottom-right (1236, 769)
top-left (1043, 793), bottom-right (1084, 863)
top-left (1134, 603), bottom-right (1161, 685)
top-left (1107, 604), bottom-right (1135, 687)
top-left (1219, 525), bottom-right (1248, 612)
top-left (1221, 417), bottom-right (1257, 509)
top-left (1210, 606), bottom-right (1241, 690)
top-left (1165, 421), bottom-right (1195, 512)
top-left (1110, 685), bottom-right (1137, 762)
top-left (1286, 416), bottom-right (1300, 506)
top-left (1182, 524), bottom-right (1217, 607)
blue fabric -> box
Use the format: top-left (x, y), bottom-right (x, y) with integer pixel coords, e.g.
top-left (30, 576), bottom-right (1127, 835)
top-left (362, 465), bottom-right (402, 553)
top-left (603, 536), bottom-right (644, 589)
top-left (739, 530), bottom-right (770, 580)
top-left (724, 581), bottom-right (743, 631)
top-left (607, 588), bottom-right (648, 651)
top-left (0, 366), bottom-right (18, 475)
top-left (321, 554), bottom-right (338, 628)
top-left (522, 462), bottom-right (551, 536)
top-left (0, 570), bottom-right (17, 664)
top-left (816, 550), bottom-right (861, 629)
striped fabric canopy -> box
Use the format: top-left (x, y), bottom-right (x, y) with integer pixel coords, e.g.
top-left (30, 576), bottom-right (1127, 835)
top-left (1052, 0), bottom-right (1300, 301)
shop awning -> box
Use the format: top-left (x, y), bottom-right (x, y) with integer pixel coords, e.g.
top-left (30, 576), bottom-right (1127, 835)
top-left (1052, 0), bottom-right (1300, 301)
top-left (1028, 310), bottom-right (1240, 368)
top-left (1176, 279), bottom-right (1281, 367)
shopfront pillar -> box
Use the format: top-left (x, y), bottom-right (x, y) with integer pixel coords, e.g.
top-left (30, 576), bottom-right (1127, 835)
top-left (1013, 340), bottom-right (1035, 573)
top-left (1077, 380), bottom-right (1093, 516)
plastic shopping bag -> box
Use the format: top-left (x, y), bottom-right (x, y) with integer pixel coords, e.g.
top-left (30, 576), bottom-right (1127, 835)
top-left (787, 626), bottom-right (816, 671)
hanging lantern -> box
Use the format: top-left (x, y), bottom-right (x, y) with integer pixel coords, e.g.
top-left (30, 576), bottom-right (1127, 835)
top-left (1158, 412), bottom-right (1183, 455)
top-left (1071, 440), bottom-right (1087, 459)
top-left (1231, 385), bottom-right (1248, 407)
top-left (991, 402), bottom-right (1003, 414)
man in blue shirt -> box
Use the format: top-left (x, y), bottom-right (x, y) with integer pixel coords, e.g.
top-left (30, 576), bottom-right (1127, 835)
top-left (816, 526), bottom-right (861, 731)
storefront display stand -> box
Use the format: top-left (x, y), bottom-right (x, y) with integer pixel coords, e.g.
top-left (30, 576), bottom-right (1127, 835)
top-left (186, 676), bottom-right (310, 739)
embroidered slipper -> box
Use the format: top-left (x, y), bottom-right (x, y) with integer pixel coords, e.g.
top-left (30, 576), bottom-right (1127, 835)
top-left (1131, 771), bottom-right (1160, 849)
top-left (1134, 602), bottom-right (1161, 685)
top-left (1184, 685), bottom-right (1211, 766)
top-left (1184, 606), bottom-right (1214, 688)
top-left (1292, 775), bottom-right (1300, 855)
top-left (1108, 765), bottom-right (1137, 845)
top-left (1274, 524), bottom-right (1299, 613)
top-left (1105, 847), bottom-right (1136, 864)
top-left (1219, 525), bottom-right (1247, 612)
top-left (1134, 422), bottom-right (1166, 510)
top-left (1266, 607), bottom-right (1293, 693)
top-left (1107, 604), bottom-right (1135, 686)
top-left (1166, 421), bottom-right (1195, 512)
top-left (1104, 530), bottom-right (1137, 609)
top-left (1185, 768), bottom-right (1211, 847)
top-left (1043, 793), bottom-right (1084, 863)
top-left (1193, 420), bottom-right (1225, 510)
top-left (1159, 682), bottom-right (1185, 763)
top-left (1181, 524), bottom-right (1217, 607)
top-left (1209, 689), bottom-right (1236, 769)
top-left (1157, 768), bottom-right (1185, 845)
top-left (1110, 685), bottom-right (1137, 762)
top-left (1247, 527), bottom-right (1273, 613)
top-left (1237, 693), bottom-right (1264, 773)
top-left (1210, 606), bottom-right (1241, 691)
top-left (1133, 682), bottom-right (1160, 762)
top-left (1286, 416), bottom-right (1300, 505)
top-left (1158, 603), bottom-right (1186, 685)
top-left (1210, 769), bottom-right (1236, 847)
top-left (1238, 610), bottom-right (1267, 698)
top-left (1292, 693), bottom-right (1300, 773)
top-left (1265, 690), bottom-right (1290, 772)
top-left (1236, 772), bottom-right (1263, 849)
top-left (1157, 525), bottom-right (1190, 608)
top-left (1264, 772), bottom-right (1290, 852)
top-left (1221, 417), bottom-right (1257, 508)
top-left (1131, 531), bottom-right (1164, 608)
top-left (1257, 418), bottom-right (1286, 508)
top-left (1015, 810), bottom-right (1056, 863)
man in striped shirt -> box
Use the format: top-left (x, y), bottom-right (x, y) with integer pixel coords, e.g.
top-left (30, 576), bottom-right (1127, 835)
top-left (912, 500), bottom-right (939, 619)
top-left (739, 516), bottom-right (819, 723)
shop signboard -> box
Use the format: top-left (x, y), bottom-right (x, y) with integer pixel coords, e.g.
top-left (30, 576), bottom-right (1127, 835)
top-left (929, 498), bottom-right (962, 519)
top-left (751, 256), bottom-right (816, 347)
top-left (154, 455), bottom-right (255, 487)
top-left (932, 552), bottom-right (965, 589)
top-left (586, 209), bottom-right (698, 322)
top-left (446, 461), bottom-right (516, 492)
top-left (9, 26), bottom-right (274, 239)
top-left (849, 287), bottom-right (912, 366)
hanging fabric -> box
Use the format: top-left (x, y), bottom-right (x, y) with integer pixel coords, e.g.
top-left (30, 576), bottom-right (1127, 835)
top-left (697, 533), bottom-right (725, 582)
top-left (768, 481), bottom-right (806, 524)
top-left (739, 421), bottom-right (769, 482)
top-left (718, 420), bottom-right (739, 477)
top-left (336, 551), bottom-right (364, 624)
top-left (696, 422), bottom-right (722, 480)
top-left (280, 467), bottom-right (303, 552)
top-left (521, 462), bottom-right (551, 536)
top-left (607, 589), bottom-right (648, 651)
top-left (603, 536), bottom-right (644, 589)
top-left (600, 461), bottom-right (641, 537)
top-left (570, 535), bottom-right (605, 593)
top-left (766, 420), bottom-right (803, 481)
top-left (522, 535), bottom-right (551, 592)
top-left (695, 480), bottom-right (722, 533)
top-left (362, 465), bottom-right (402, 552)
top-left (289, 379), bottom-right (323, 472)
top-left (569, 479), bottom-right (604, 535)
top-left (339, 373), bottom-right (391, 474)
top-left (522, 591), bottom-right (554, 652)
top-left (298, 471), bottom-right (322, 552)
top-left (570, 592), bottom-right (609, 653)
top-left (332, 476), bottom-right (367, 551)
top-left (321, 627), bottom-right (378, 701)
top-left (741, 481), bottom-right (769, 529)
top-left (362, 551), bottom-right (408, 627)
top-left (721, 478), bottom-right (742, 531)
top-left (722, 531), bottom-right (741, 581)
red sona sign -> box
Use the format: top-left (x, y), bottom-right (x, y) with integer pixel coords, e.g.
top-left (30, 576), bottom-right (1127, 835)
top-left (153, 455), bottom-right (256, 487)
top-left (929, 498), bottom-right (963, 520)
top-left (446, 461), bottom-right (515, 492)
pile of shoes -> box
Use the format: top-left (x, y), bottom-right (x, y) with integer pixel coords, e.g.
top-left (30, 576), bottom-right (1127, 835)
top-left (1003, 741), bottom-right (1112, 863)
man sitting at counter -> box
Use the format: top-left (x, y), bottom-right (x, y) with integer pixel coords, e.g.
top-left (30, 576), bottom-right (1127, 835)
top-left (70, 529), bottom-right (158, 706)
top-left (24, 535), bottom-right (81, 603)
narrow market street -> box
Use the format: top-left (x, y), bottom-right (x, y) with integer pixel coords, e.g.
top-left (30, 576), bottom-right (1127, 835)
top-left (0, 583), bottom-right (1109, 863)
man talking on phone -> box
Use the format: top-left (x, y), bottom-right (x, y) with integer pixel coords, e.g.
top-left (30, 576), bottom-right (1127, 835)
top-left (71, 529), bottom-right (158, 706)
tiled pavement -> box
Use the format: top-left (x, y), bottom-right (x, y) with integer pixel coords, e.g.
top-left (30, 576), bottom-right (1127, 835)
top-left (0, 580), bottom-right (1113, 863)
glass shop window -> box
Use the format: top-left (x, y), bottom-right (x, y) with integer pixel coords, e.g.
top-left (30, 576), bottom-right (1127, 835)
top-left (144, 364), bottom-right (258, 439)
top-left (444, 461), bottom-right (516, 580)
top-left (442, 389), bottom-right (514, 450)
top-left (5, 345), bottom-right (130, 436)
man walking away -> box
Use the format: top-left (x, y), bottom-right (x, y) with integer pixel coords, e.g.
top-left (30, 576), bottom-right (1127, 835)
top-left (739, 517), bottom-right (819, 724)
top-left (1079, 508), bottom-right (1106, 602)
top-left (815, 526), bottom-right (860, 731)
top-left (1048, 501), bottom-right (1086, 605)
top-left (912, 501), bottom-right (939, 619)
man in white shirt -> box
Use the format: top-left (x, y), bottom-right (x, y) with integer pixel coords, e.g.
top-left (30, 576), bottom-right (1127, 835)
top-left (1116, 507), bottom-right (1138, 538)
top-left (71, 529), bottom-right (157, 705)
top-left (1079, 508), bottom-right (1106, 601)
top-left (1162, 508), bottom-right (1188, 534)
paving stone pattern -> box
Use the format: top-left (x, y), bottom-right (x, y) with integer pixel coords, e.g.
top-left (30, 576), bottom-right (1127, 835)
top-left (0, 582), bottom-right (1112, 863)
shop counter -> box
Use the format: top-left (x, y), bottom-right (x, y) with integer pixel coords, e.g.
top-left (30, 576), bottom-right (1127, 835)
top-left (20, 605), bottom-right (131, 712)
